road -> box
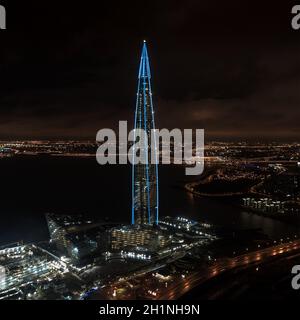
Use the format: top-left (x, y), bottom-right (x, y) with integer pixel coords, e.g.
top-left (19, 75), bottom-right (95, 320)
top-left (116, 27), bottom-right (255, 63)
top-left (158, 239), bottom-right (300, 299)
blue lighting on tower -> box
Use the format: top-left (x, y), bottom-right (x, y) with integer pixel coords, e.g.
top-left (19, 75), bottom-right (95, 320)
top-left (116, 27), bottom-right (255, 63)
top-left (131, 41), bottom-right (159, 226)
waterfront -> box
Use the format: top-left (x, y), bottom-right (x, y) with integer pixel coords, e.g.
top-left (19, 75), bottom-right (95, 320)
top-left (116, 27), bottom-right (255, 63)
top-left (0, 156), bottom-right (298, 246)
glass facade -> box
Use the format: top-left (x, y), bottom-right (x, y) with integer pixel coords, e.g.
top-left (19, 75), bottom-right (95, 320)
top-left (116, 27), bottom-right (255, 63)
top-left (132, 41), bottom-right (159, 225)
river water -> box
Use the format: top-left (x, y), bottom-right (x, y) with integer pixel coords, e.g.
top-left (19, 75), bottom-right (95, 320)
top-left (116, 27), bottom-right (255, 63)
top-left (0, 156), bottom-right (298, 245)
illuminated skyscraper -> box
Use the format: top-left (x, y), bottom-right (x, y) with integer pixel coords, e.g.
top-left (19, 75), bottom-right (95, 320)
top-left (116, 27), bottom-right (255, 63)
top-left (132, 41), bottom-right (159, 226)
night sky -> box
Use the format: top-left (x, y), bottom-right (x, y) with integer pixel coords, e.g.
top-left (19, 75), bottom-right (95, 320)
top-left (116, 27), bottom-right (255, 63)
top-left (0, 1), bottom-right (299, 140)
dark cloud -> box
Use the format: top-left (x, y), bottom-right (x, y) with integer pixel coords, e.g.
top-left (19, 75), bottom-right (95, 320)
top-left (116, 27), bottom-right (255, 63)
top-left (0, 0), bottom-right (299, 140)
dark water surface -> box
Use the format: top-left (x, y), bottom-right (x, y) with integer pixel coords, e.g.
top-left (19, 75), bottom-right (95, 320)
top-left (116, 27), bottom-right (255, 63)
top-left (0, 156), bottom-right (298, 245)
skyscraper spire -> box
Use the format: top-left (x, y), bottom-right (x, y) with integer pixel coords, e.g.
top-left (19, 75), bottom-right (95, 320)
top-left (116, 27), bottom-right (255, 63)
top-left (132, 41), bottom-right (159, 226)
top-left (138, 41), bottom-right (151, 79)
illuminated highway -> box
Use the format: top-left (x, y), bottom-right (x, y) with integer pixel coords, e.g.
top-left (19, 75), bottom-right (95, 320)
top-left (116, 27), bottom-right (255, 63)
top-left (158, 239), bottom-right (300, 300)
